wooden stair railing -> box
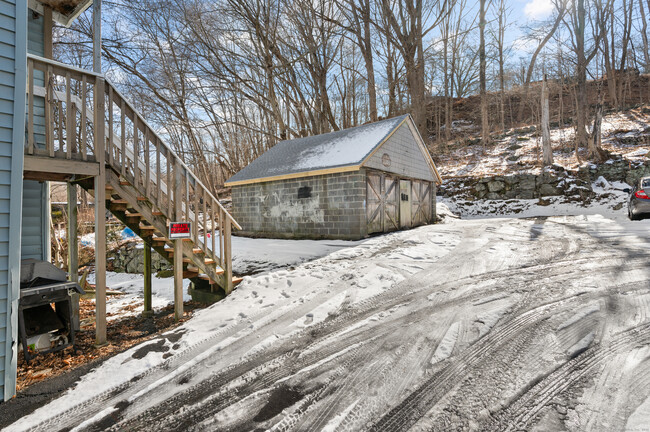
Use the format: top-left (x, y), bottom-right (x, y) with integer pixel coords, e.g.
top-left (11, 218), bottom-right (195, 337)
top-left (25, 54), bottom-right (242, 294)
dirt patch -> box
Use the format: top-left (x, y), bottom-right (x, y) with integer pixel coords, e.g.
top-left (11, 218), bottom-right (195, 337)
top-left (253, 386), bottom-right (304, 423)
top-left (8, 299), bottom-right (204, 404)
top-left (130, 339), bottom-right (170, 360)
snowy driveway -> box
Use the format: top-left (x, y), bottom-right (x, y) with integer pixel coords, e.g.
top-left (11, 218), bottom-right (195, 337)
top-left (11, 215), bottom-right (650, 432)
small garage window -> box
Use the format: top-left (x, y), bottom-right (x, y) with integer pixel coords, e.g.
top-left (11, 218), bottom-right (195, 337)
top-left (298, 186), bottom-right (312, 199)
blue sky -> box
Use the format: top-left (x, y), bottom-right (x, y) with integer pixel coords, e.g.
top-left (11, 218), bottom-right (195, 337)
top-left (503, 0), bottom-right (558, 57)
top-left (516, 0), bottom-right (556, 21)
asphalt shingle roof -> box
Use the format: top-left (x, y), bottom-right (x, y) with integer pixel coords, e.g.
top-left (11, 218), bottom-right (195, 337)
top-left (226, 115), bottom-right (408, 185)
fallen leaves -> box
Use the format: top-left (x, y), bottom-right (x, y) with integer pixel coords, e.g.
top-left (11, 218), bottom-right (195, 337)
top-left (16, 298), bottom-right (205, 392)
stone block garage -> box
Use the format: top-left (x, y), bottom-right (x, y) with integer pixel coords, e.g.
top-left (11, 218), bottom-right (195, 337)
top-left (226, 115), bottom-right (443, 240)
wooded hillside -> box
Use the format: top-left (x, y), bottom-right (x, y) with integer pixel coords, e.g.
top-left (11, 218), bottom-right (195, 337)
top-left (53, 0), bottom-right (650, 190)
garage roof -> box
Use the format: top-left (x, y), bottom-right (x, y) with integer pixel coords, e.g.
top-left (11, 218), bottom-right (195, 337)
top-left (226, 114), bottom-right (441, 186)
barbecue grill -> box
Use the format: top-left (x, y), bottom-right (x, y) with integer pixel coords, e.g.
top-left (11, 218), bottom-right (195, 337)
top-left (19, 259), bottom-right (85, 361)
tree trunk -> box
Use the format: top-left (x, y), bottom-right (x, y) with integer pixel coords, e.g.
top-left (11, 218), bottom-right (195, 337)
top-left (643, 0), bottom-right (650, 73)
top-left (575, 0), bottom-right (589, 159)
top-left (443, 22), bottom-right (451, 143)
top-left (518, 6), bottom-right (566, 120)
top-left (479, 0), bottom-right (489, 149)
top-left (591, 89), bottom-right (604, 154)
top-left (541, 76), bottom-right (553, 166)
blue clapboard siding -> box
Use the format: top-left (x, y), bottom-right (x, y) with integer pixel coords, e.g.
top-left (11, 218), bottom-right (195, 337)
top-left (20, 8), bottom-right (46, 264)
top-left (0, 0), bottom-right (24, 402)
top-left (0, 0), bottom-right (14, 402)
top-left (21, 179), bottom-right (45, 260)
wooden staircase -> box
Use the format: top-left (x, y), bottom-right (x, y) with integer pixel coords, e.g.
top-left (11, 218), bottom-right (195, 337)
top-left (25, 54), bottom-right (243, 296)
top-left (81, 172), bottom-right (242, 293)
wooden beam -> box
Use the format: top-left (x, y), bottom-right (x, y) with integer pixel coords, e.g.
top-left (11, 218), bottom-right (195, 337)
top-left (94, 76), bottom-right (107, 346)
top-left (174, 164), bottom-right (184, 321)
top-left (23, 171), bottom-right (74, 182)
top-left (93, 0), bottom-right (101, 74)
top-left (223, 165), bottom-right (360, 187)
top-left (143, 238), bottom-right (153, 318)
top-left (67, 183), bottom-right (79, 331)
top-left (23, 155), bottom-right (100, 177)
top-left (224, 219), bottom-right (233, 295)
top-left (43, 6), bottom-right (53, 60)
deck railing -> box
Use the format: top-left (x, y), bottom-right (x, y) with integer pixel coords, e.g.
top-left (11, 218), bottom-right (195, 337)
top-left (26, 54), bottom-right (240, 278)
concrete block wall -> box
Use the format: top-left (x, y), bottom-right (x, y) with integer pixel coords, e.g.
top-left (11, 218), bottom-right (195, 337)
top-left (232, 170), bottom-right (367, 240)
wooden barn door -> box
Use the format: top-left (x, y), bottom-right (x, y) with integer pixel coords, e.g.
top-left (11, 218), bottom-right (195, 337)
top-left (366, 172), bottom-right (399, 234)
top-left (411, 180), bottom-right (432, 226)
top-left (384, 176), bottom-right (399, 231)
top-left (367, 172), bottom-right (383, 234)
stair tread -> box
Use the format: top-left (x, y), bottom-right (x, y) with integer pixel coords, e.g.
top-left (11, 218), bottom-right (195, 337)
top-left (167, 248), bottom-right (203, 255)
top-left (153, 237), bottom-right (192, 242)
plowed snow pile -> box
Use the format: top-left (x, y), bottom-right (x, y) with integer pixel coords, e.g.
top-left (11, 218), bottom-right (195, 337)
top-left (9, 214), bottom-right (650, 432)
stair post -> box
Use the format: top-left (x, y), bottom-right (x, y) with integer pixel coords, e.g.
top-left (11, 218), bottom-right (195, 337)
top-left (67, 183), bottom-right (79, 331)
top-left (173, 164), bottom-right (184, 321)
top-left (224, 218), bottom-right (233, 295)
top-left (143, 237), bottom-right (153, 318)
top-left (94, 75), bottom-right (107, 346)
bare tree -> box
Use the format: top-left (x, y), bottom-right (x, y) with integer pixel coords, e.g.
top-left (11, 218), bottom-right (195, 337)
top-left (640, 0), bottom-right (650, 73)
top-left (494, 0), bottom-right (510, 133)
top-left (518, 0), bottom-right (567, 120)
top-left (541, 75), bottom-right (553, 166)
top-left (567, 0), bottom-right (609, 161)
top-left (377, 0), bottom-right (449, 137)
top-left (479, 0), bottom-right (489, 149)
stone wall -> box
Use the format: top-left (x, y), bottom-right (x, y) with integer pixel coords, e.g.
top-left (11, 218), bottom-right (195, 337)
top-left (578, 158), bottom-right (650, 186)
top-left (108, 241), bottom-right (171, 274)
top-left (458, 170), bottom-right (579, 200)
top-left (442, 158), bottom-right (650, 201)
top-left (231, 170), bottom-right (367, 240)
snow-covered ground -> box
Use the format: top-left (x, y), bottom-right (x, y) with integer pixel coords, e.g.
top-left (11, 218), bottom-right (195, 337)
top-left (10, 204), bottom-right (650, 431)
top-left (437, 107), bottom-right (650, 177)
top-left (85, 236), bottom-right (362, 321)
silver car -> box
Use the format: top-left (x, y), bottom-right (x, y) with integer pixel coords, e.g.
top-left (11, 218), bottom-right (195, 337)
top-left (627, 176), bottom-right (650, 221)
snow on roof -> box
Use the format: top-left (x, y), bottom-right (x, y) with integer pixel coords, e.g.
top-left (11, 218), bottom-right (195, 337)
top-left (226, 115), bottom-right (408, 186)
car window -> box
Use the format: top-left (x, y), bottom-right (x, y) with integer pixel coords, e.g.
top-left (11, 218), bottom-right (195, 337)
top-left (642, 178), bottom-right (650, 188)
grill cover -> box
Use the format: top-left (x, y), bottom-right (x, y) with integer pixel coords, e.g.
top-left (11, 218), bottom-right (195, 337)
top-left (20, 258), bottom-right (67, 284)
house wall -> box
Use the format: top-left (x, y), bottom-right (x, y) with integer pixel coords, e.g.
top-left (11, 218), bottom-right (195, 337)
top-left (364, 122), bottom-right (435, 183)
top-left (27, 9), bottom-right (45, 148)
top-left (231, 170), bottom-right (367, 240)
top-left (21, 179), bottom-right (47, 260)
top-left (1, 0), bottom-right (27, 402)
top-left (20, 6), bottom-right (48, 263)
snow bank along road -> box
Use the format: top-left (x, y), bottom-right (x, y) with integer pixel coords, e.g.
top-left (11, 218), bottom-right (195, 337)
top-left (10, 215), bottom-right (650, 431)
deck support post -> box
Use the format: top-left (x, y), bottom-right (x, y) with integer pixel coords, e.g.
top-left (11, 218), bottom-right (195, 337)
top-left (173, 166), bottom-right (183, 321)
top-left (94, 76), bottom-right (107, 346)
top-left (224, 219), bottom-right (233, 295)
top-left (143, 238), bottom-right (153, 317)
top-left (67, 182), bottom-right (79, 331)
top-left (43, 6), bottom-right (52, 60)
top-left (93, 0), bottom-right (101, 74)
